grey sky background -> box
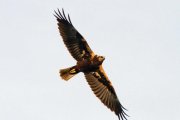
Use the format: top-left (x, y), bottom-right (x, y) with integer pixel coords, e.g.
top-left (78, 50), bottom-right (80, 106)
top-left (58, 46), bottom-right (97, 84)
top-left (0, 0), bottom-right (180, 120)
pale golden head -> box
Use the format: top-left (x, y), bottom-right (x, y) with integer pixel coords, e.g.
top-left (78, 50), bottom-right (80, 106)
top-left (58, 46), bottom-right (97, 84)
top-left (97, 56), bottom-right (105, 62)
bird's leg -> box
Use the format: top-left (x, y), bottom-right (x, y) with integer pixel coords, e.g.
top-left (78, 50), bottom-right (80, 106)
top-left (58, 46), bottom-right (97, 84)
top-left (69, 68), bottom-right (77, 74)
top-left (69, 66), bottom-right (80, 74)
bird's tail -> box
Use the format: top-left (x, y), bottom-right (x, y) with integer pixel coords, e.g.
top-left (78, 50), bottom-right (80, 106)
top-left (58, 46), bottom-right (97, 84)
top-left (59, 66), bottom-right (79, 81)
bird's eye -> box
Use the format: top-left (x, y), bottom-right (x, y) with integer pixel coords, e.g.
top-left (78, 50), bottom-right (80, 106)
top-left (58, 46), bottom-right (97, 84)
top-left (98, 56), bottom-right (104, 61)
top-left (100, 56), bottom-right (104, 59)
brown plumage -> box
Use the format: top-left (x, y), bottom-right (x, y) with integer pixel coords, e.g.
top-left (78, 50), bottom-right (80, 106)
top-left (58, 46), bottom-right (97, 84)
top-left (54, 9), bottom-right (128, 120)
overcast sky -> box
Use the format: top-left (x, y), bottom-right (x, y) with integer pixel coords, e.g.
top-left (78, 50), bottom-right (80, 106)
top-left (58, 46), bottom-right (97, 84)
top-left (0, 0), bottom-right (180, 120)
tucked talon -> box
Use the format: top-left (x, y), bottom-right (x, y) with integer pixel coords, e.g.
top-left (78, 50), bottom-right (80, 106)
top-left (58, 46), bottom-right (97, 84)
top-left (70, 69), bottom-right (76, 74)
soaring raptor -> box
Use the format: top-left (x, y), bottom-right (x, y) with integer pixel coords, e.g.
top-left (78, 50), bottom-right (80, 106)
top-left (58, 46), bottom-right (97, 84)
top-left (54, 9), bottom-right (128, 120)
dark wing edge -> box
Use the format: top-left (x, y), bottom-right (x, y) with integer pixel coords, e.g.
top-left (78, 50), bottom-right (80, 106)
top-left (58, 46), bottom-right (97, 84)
top-left (84, 65), bottom-right (128, 120)
top-left (54, 9), bottom-right (94, 61)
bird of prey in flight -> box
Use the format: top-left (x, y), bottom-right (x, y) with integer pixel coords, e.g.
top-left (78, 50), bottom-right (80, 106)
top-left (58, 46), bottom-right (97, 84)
top-left (54, 9), bottom-right (128, 120)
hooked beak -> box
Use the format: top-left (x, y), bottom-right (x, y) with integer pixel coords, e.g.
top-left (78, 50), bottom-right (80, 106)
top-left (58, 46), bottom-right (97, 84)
top-left (102, 56), bottom-right (105, 61)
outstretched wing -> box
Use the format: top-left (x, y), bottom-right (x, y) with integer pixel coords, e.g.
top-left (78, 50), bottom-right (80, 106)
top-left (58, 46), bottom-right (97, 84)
top-left (84, 65), bottom-right (128, 120)
top-left (54, 9), bottom-right (94, 61)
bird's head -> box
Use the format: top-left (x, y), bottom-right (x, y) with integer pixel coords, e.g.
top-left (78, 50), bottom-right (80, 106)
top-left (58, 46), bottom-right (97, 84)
top-left (97, 55), bottom-right (105, 62)
top-left (93, 55), bottom-right (105, 65)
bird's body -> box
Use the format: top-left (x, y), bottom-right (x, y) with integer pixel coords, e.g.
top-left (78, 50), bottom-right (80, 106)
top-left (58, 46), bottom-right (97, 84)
top-left (54, 9), bottom-right (128, 120)
top-left (76, 55), bottom-right (105, 72)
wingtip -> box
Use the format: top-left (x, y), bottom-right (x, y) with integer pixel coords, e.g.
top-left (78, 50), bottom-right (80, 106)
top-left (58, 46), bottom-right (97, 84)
top-left (117, 113), bottom-right (128, 120)
top-left (62, 8), bottom-right (64, 13)
top-left (116, 106), bottom-right (129, 120)
top-left (54, 8), bottom-right (72, 24)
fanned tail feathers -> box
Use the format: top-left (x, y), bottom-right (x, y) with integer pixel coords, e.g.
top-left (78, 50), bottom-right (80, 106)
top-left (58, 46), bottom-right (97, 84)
top-left (59, 66), bottom-right (78, 81)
